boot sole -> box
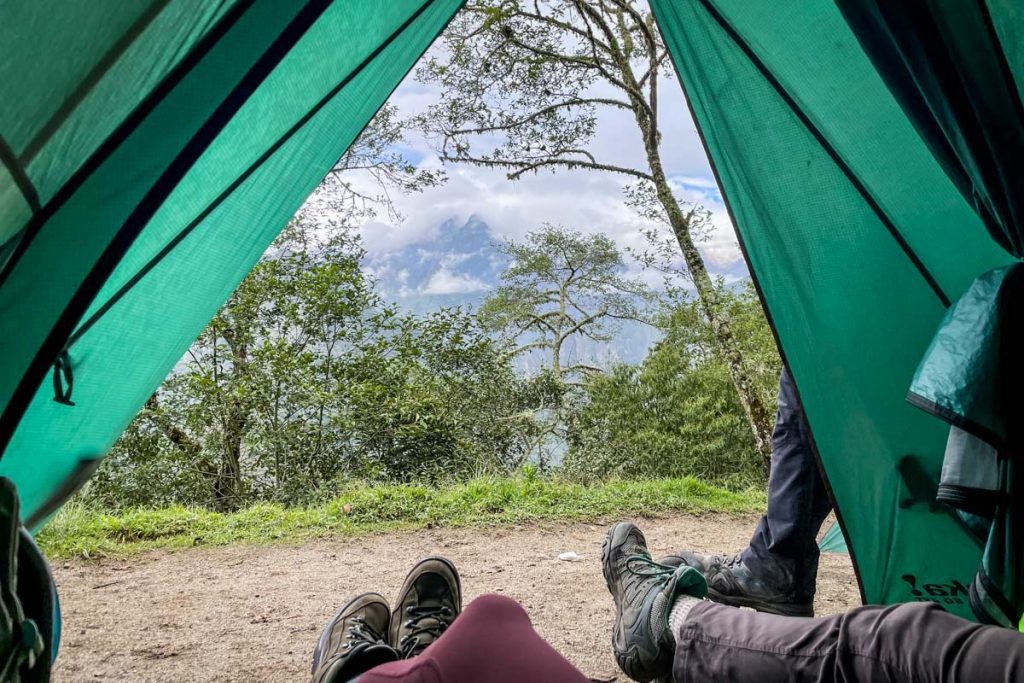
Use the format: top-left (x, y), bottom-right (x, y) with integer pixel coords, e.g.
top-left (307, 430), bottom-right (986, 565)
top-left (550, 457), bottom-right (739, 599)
top-left (600, 522), bottom-right (633, 604)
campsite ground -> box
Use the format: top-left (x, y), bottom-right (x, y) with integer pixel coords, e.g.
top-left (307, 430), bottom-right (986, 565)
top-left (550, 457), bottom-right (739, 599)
top-left (51, 512), bottom-right (858, 682)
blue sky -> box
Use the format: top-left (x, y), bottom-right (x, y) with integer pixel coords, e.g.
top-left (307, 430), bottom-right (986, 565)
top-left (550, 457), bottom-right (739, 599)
top-left (346, 46), bottom-right (748, 293)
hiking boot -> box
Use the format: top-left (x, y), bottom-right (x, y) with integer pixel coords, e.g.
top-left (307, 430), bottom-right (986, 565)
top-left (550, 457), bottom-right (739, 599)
top-left (311, 592), bottom-right (399, 683)
top-left (659, 552), bottom-right (814, 617)
top-left (390, 556), bottom-right (462, 658)
top-left (602, 522), bottom-right (707, 682)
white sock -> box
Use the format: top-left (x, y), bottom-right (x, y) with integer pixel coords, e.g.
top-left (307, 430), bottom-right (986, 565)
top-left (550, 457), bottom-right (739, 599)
top-left (667, 595), bottom-right (702, 641)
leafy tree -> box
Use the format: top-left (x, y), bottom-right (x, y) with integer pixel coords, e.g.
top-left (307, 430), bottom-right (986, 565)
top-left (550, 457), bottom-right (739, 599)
top-left (479, 224), bottom-right (651, 466)
top-left (564, 281), bottom-right (778, 486)
top-left (479, 225), bottom-right (651, 380)
top-left (417, 0), bottom-right (776, 466)
top-left (344, 307), bottom-right (527, 482)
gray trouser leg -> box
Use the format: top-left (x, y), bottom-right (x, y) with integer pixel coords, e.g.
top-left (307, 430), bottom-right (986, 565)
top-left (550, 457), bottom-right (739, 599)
top-left (674, 601), bottom-right (1024, 682)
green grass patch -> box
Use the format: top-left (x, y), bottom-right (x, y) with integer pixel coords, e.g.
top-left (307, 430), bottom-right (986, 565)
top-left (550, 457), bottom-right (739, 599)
top-left (37, 477), bottom-right (765, 560)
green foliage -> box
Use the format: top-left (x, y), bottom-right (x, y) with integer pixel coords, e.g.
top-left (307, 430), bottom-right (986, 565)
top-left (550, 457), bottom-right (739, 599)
top-left (39, 476), bottom-right (765, 559)
top-left (564, 283), bottom-right (779, 487)
top-left (88, 215), bottom-right (529, 509)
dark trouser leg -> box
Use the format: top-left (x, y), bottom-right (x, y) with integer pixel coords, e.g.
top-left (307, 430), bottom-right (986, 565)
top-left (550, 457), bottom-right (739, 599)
top-left (740, 367), bottom-right (833, 602)
top-left (674, 600), bottom-right (1024, 682)
top-left (356, 595), bottom-right (591, 683)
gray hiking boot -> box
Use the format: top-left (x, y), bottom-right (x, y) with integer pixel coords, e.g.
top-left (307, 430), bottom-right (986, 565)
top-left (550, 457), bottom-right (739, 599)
top-left (659, 551), bottom-right (814, 617)
top-left (390, 556), bottom-right (462, 658)
top-left (603, 522), bottom-right (707, 682)
top-left (311, 592), bottom-right (399, 683)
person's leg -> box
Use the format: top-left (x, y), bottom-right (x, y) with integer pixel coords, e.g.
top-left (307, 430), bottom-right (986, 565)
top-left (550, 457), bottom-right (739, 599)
top-left (356, 594), bottom-right (591, 683)
top-left (673, 600), bottom-right (1024, 682)
top-left (663, 367), bottom-right (833, 616)
top-left (739, 365), bottom-right (833, 605)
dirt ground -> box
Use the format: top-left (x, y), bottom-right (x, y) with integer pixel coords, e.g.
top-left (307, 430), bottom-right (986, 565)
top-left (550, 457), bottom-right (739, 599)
top-left (52, 513), bottom-right (858, 681)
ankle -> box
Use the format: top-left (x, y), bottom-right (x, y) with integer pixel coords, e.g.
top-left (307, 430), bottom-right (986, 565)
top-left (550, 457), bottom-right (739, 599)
top-left (667, 595), bottom-right (701, 640)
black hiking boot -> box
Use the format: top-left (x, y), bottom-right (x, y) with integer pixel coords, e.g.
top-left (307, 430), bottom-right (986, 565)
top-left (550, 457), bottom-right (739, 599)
top-left (390, 556), bottom-right (462, 658)
top-left (311, 592), bottom-right (399, 683)
top-left (659, 551), bottom-right (814, 617)
top-left (603, 522), bottom-right (707, 682)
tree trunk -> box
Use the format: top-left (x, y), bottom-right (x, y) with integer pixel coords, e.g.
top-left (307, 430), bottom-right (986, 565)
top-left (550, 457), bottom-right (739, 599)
top-left (218, 400), bottom-right (246, 510)
top-left (610, 24), bottom-right (775, 473)
top-left (659, 182), bottom-right (774, 473)
top-left (217, 326), bottom-right (250, 510)
top-left (144, 394), bottom-right (223, 504)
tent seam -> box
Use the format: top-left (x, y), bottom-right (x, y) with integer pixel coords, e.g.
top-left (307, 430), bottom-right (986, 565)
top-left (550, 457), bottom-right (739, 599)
top-left (65, 0), bottom-right (444, 351)
top-left (695, 0), bottom-right (951, 308)
top-left (0, 136), bottom-right (40, 214)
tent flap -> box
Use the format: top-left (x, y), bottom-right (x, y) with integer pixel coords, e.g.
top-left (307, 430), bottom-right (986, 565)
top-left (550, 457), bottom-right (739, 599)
top-left (650, 0), bottom-right (1016, 619)
top-left (0, 0), bottom-right (463, 523)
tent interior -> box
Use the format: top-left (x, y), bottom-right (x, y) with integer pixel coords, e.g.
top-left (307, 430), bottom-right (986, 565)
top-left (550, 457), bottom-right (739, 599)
top-left (0, 0), bottom-right (1021, 673)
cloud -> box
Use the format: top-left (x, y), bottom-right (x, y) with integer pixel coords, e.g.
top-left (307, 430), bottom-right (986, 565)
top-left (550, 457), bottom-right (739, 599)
top-left (346, 33), bottom-right (746, 282)
top-left (422, 267), bottom-right (490, 295)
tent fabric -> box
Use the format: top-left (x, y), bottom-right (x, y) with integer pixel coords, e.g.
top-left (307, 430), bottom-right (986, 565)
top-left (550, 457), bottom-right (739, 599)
top-left (650, 0), bottom-right (1016, 620)
top-left (0, 0), bottom-right (463, 525)
top-left (818, 522), bottom-right (848, 555)
top-left (1, 0), bottom-right (1020, 635)
top-left (834, 0), bottom-right (1024, 628)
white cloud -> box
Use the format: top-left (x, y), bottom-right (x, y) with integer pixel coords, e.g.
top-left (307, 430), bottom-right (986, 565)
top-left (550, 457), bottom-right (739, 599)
top-left (422, 267), bottom-right (490, 295)
top-left (344, 25), bottom-right (746, 283)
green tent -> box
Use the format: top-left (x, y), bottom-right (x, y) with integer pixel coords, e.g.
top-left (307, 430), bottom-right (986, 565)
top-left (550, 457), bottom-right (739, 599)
top-left (1, 0), bottom-right (1021, 664)
top-left (0, 0), bottom-right (464, 527)
top-left (649, 0), bottom-right (1022, 625)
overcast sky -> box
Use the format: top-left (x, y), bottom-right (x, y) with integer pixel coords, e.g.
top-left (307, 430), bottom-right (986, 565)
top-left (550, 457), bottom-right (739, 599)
top-left (348, 40), bottom-right (747, 290)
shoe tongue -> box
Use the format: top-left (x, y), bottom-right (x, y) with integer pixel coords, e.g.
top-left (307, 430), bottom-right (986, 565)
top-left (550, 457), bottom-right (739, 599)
top-left (327, 644), bottom-right (399, 683)
top-left (412, 574), bottom-right (456, 614)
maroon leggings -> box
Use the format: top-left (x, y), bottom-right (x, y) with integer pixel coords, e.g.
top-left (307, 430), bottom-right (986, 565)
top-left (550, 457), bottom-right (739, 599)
top-left (357, 594), bottom-right (590, 683)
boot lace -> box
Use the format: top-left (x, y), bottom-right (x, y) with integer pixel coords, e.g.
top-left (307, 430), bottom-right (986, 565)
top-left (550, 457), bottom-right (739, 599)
top-left (399, 604), bottom-right (454, 657)
top-left (623, 554), bottom-right (680, 602)
top-left (717, 554), bottom-right (742, 570)
top-left (344, 615), bottom-right (386, 650)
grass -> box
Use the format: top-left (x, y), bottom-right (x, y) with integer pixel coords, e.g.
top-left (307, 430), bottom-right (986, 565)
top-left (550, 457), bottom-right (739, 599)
top-left (37, 476), bottom-right (765, 560)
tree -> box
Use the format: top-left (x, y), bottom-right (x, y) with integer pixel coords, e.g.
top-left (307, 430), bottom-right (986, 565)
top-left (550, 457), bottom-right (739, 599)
top-left (91, 226), bottom-right (530, 507)
top-left (480, 225), bottom-right (651, 380)
top-left (564, 282), bottom-right (778, 486)
top-left (417, 0), bottom-right (776, 467)
top-left (479, 224), bottom-right (651, 466)
top-left (121, 213), bottom-right (379, 508)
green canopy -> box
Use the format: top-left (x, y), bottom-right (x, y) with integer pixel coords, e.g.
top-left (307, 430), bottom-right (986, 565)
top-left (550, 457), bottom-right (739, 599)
top-left (1, 0), bottom-right (1021, 644)
top-left (650, 0), bottom-right (1021, 623)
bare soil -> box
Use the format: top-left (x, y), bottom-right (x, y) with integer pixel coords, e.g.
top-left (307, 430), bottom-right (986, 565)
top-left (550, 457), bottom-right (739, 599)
top-left (52, 513), bottom-right (858, 681)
